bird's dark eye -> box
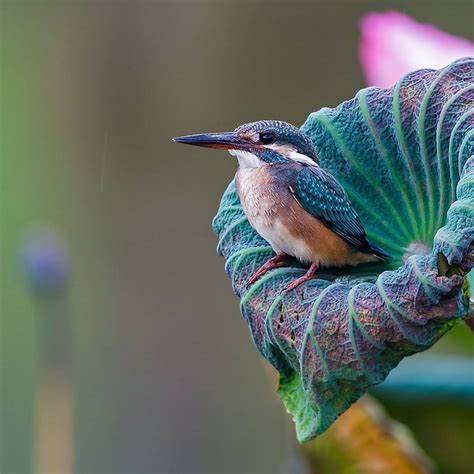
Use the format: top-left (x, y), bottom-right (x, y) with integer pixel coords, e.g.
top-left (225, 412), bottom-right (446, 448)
top-left (259, 132), bottom-right (276, 145)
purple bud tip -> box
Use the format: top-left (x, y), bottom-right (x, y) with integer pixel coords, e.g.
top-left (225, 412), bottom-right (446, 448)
top-left (20, 230), bottom-right (71, 294)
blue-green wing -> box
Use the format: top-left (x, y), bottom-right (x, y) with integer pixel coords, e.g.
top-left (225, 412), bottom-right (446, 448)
top-left (292, 166), bottom-right (372, 252)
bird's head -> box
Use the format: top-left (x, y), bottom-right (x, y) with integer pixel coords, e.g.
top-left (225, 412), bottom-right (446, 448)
top-left (173, 120), bottom-right (318, 168)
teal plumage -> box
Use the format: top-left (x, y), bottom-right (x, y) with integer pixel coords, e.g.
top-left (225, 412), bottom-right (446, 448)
top-left (292, 165), bottom-right (388, 258)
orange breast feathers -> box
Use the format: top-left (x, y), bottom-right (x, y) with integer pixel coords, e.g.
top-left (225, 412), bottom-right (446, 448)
top-left (236, 166), bottom-right (377, 267)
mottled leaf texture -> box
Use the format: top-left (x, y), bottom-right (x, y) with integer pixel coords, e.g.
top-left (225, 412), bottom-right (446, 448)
top-left (212, 59), bottom-right (473, 442)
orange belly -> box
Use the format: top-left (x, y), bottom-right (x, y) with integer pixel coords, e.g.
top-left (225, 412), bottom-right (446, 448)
top-left (285, 201), bottom-right (375, 267)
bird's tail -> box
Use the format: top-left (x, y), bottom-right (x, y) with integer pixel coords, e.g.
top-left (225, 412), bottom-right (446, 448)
top-left (368, 242), bottom-right (390, 262)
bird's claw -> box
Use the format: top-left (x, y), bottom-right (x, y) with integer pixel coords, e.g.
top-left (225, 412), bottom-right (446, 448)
top-left (246, 254), bottom-right (288, 288)
top-left (280, 262), bottom-right (320, 294)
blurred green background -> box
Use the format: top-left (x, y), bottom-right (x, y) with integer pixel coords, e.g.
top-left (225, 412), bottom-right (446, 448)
top-left (1, 1), bottom-right (473, 473)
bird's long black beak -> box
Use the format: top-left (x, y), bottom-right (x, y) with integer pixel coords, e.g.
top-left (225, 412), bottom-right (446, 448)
top-left (172, 132), bottom-right (250, 150)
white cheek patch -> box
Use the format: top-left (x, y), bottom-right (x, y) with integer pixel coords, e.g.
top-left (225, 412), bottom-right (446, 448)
top-left (288, 151), bottom-right (317, 166)
top-left (229, 149), bottom-right (263, 168)
top-left (265, 144), bottom-right (317, 166)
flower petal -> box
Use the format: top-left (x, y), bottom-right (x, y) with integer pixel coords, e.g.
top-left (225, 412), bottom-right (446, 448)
top-left (359, 11), bottom-right (474, 87)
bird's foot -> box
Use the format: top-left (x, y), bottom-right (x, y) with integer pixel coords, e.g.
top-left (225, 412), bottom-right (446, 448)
top-left (247, 253), bottom-right (288, 288)
top-left (283, 262), bottom-right (319, 293)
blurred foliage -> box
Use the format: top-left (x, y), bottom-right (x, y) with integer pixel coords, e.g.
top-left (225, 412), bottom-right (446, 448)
top-left (301, 396), bottom-right (433, 474)
top-left (380, 398), bottom-right (474, 474)
top-left (1, 17), bottom-right (40, 474)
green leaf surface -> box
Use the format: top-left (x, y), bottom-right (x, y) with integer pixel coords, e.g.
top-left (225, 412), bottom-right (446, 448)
top-left (212, 59), bottom-right (473, 442)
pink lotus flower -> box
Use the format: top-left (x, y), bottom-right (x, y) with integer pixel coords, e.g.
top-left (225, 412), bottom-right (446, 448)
top-left (359, 11), bottom-right (474, 87)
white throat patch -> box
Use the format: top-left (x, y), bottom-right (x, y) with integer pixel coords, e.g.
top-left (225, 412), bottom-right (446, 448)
top-left (229, 149), bottom-right (263, 168)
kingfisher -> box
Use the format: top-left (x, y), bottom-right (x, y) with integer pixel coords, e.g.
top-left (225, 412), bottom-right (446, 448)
top-left (174, 120), bottom-right (388, 292)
